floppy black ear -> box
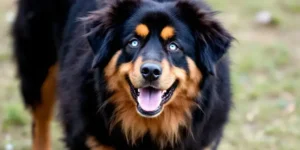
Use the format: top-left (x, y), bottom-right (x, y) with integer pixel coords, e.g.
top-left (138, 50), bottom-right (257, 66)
top-left (82, 0), bottom-right (141, 68)
top-left (86, 27), bottom-right (116, 69)
top-left (176, 0), bottom-right (233, 75)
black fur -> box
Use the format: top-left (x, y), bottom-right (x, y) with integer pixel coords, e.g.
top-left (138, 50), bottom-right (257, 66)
top-left (13, 0), bottom-right (233, 149)
top-left (12, 0), bottom-right (71, 108)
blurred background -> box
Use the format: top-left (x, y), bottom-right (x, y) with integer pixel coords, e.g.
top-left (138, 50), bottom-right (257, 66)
top-left (0, 0), bottom-right (299, 149)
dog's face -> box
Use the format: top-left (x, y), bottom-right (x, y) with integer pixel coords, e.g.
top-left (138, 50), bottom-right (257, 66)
top-left (84, 0), bottom-right (232, 146)
top-left (118, 8), bottom-right (200, 118)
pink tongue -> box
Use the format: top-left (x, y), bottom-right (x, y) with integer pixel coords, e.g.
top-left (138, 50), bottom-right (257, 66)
top-left (137, 88), bottom-right (163, 111)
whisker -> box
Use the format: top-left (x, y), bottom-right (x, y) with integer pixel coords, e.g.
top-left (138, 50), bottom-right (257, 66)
top-left (97, 100), bottom-right (110, 114)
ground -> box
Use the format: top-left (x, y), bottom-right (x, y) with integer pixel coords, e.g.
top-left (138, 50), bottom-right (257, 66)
top-left (0, 0), bottom-right (299, 150)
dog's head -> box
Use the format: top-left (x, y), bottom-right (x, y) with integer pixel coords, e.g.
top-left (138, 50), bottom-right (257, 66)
top-left (83, 0), bottom-right (232, 147)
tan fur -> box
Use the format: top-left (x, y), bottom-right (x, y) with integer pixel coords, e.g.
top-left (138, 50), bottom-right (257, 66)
top-left (86, 136), bottom-right (115, 150)
top-left (158, 59), bottom-right (177, 90)
top-left (203, 146), bottom-right (212, 150)
top-left (129, 58), bottom-right (176, 90)
top-left (203, 141), bottom-right (217, 150)
top-left (128, 56), bottom-right (144, 88)
top-left (160, 26), bottom-right (175, 40)
top-left (104, 51), bottom-right (202, 148)
top-left (135, 24), bottom-right (150, 38)
top-left (32, 64), bottom-right (58, 150)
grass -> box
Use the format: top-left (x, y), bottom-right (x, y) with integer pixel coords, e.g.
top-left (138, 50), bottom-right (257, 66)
top-left (2, 103), bottom-right (29, 129)
top-left (0, 0), bottom-right (299, 149)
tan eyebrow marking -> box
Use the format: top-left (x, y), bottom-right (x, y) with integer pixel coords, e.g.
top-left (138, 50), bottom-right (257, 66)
top-left (135, 24), bottom-right (149, 38)
top-left (160, 26), bottom-right (175, 40)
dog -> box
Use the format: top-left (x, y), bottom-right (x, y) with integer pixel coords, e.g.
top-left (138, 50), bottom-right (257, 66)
top-left (12, 0), bottom-right (233, 149)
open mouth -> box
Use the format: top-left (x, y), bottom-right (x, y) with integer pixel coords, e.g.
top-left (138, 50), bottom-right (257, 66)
top-left (127, 77), bottom-right (178, 118)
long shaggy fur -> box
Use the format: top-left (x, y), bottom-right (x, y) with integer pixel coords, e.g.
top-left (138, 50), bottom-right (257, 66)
top-left (12, 0), bottom-right (233, 150)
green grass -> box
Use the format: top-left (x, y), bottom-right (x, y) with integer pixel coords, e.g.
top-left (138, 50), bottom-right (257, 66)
top-left (0, 0), bottom-right (300, 149)
top-left (2, 103), bottom-right (29, 129)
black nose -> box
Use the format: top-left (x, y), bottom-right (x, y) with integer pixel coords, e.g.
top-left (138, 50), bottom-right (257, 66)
top-left (140, 63), bottom-right (162, 82)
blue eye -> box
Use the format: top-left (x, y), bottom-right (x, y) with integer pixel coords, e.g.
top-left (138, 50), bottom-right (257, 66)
top-left (167, 43), bottom-right (179, 51)
top-left (129, 39), bottom-right (140, 48)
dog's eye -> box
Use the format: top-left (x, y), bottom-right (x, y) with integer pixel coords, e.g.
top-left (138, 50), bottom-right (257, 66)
top-left (129, 39), bottom-right (140, 48)
top-left (167, 42), bottom-right (179, 52)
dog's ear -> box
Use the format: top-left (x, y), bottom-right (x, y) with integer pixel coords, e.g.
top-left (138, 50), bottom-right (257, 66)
top-left (176, 0), bottom-right (233, 75)
top-left (82, 0), bottom-right (141, 68)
